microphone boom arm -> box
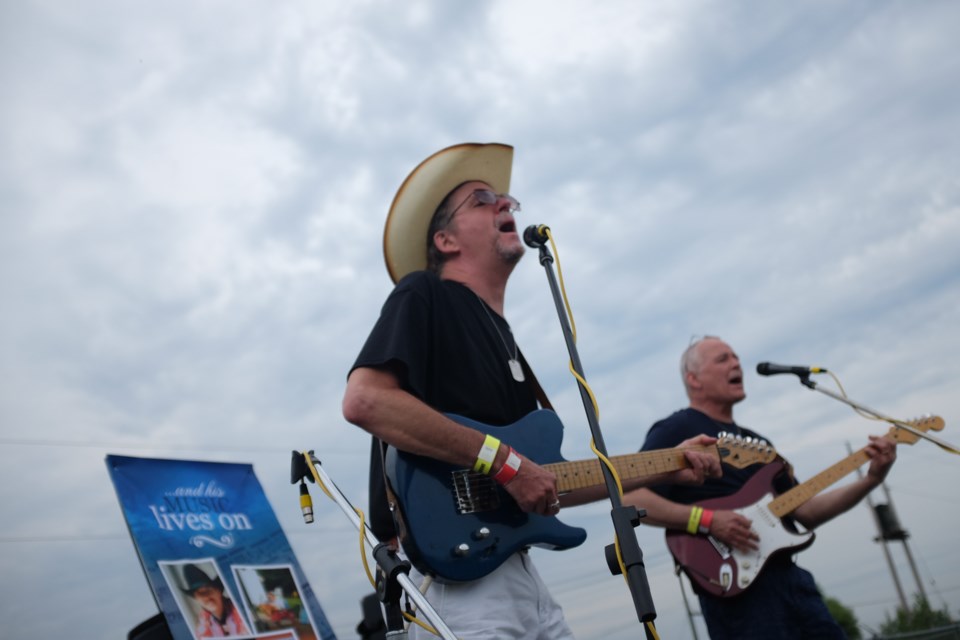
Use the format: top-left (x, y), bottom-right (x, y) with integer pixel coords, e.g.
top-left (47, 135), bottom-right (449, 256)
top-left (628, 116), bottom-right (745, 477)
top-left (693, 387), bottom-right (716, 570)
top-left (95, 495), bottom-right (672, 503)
top-left (793, 379), bottom-right (957, 451)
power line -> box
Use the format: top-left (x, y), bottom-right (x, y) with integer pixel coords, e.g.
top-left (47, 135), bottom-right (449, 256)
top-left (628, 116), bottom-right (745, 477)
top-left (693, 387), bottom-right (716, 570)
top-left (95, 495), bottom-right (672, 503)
top-left (0, 524), bottom-right (351, 545)
top-left (0, 533), bottom-right (129, 543)
top-left (0, 437), bottom-right (361, 457)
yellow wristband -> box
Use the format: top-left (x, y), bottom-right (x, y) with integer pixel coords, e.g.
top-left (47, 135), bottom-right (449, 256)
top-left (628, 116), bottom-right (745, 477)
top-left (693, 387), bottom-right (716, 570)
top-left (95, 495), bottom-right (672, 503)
top-left (686, 506), bottom-right (703, 535)
top-left (474, 434), bottom-right (501, 475)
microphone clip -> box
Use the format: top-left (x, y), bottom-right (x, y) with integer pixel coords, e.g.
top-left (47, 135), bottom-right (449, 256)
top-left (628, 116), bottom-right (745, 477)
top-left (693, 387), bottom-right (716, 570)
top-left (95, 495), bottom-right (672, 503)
top-left (290, 450), bottom-right (315, 485)
top-left (523, 224), bottom-right (550, 248)
top-left (291, 451), bottom-right (316, 524)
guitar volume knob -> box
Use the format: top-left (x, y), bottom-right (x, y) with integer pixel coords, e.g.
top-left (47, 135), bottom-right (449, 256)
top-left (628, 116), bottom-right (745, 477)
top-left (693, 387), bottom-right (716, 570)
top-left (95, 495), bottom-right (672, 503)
top-left (453, 543), bottom-right (471, 557)
top-left (473, 527), bottom-right (491, 540)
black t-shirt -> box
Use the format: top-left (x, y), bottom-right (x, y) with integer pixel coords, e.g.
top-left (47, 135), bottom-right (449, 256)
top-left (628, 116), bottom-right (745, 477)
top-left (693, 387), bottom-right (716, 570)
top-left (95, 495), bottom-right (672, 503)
top-left (641, 407), bottom-right (796, 504)
top-left (350, 271), bottom-right (538, 540)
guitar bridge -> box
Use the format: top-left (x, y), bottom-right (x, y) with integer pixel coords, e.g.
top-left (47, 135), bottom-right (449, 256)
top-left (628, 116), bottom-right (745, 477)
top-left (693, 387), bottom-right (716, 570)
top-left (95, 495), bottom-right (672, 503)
top-left (452, 470), bottom-right (501, 514)
top-left (707, 535), bottom-right (732, 560)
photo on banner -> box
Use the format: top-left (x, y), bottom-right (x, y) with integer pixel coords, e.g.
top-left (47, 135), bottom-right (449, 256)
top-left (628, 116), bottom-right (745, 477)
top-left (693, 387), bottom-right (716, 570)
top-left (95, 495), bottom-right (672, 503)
top-left (160, 559), bottom-right (254, 639)
top-left (233, 564), bottom-right (321, 638)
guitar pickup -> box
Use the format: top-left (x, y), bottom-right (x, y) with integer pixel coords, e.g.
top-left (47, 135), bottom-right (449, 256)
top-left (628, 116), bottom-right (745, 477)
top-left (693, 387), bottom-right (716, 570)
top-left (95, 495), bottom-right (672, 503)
top-left (452, 470), bottom-right (500, 514)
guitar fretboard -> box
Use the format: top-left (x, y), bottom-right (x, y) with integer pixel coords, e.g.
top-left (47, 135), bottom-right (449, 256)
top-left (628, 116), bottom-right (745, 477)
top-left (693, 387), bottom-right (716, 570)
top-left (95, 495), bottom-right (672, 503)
top-left (546, 447), bottom-right (712, 493)
top-left (768, 449), bottom-right (871, 518)
top-left (767, 415), bottom-right (943, 518)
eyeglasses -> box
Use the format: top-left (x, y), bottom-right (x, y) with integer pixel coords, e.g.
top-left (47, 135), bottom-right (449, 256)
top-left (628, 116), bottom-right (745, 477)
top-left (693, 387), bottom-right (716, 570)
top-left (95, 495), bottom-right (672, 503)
top-left (448, 189), bottom-right (521, 220)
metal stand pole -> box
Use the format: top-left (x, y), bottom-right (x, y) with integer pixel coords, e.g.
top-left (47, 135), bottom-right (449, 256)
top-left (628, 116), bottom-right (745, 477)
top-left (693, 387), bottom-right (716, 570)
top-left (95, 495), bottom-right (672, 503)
top-left (797, 377), bottom-right (954, 451)
top-left (676, 568), bottom-right (702, 640)
top-left (529, 237), bottom-right (658, 635)
top-left (291, 452), bottom-right (458, 640)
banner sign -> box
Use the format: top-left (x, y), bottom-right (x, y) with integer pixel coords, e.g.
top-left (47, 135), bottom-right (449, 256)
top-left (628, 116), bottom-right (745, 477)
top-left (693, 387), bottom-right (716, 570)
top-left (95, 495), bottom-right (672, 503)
top-left (107, 454), bottom-right (336, 640)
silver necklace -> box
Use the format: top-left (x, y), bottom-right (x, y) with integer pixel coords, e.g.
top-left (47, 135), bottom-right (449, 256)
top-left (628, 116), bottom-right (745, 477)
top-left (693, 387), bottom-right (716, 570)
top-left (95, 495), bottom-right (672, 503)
top-left (474, 293), bottom-right (525, 382)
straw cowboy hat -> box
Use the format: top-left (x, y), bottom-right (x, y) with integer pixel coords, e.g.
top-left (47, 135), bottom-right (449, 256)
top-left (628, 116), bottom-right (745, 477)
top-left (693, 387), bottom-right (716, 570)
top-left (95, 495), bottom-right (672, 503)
top-left (383, 142), bottom-right (514, 283)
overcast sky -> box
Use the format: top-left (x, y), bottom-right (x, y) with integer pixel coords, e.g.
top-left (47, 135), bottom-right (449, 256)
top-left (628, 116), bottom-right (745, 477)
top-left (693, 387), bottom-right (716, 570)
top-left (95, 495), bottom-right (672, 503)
top-left (2, 1), bottom-right (959, 638)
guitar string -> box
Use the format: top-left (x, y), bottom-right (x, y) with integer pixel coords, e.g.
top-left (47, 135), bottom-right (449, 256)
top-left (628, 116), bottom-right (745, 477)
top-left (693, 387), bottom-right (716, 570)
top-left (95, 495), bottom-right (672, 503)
top-left (548, 450), bottom-right (691, 490)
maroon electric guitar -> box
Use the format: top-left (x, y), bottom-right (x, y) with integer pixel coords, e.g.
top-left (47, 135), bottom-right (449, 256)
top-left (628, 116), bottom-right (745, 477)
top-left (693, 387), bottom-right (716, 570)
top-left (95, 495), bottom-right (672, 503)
top-left (666, 415), bottom-right (945, 598)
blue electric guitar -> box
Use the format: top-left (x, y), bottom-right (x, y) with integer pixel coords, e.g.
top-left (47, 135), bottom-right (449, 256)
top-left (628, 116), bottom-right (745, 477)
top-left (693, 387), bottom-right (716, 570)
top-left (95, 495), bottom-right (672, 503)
top-left (385, 410), bottom-right (776, 583)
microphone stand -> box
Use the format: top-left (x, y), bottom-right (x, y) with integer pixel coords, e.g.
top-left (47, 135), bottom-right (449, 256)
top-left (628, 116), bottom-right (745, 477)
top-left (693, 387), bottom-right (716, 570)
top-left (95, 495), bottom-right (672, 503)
top-left (529, 239), bottom-right (659, 636)
top-left (290, 452), bottom-right (458, 640)
top-left (795, 376), bottom-right (956, 450)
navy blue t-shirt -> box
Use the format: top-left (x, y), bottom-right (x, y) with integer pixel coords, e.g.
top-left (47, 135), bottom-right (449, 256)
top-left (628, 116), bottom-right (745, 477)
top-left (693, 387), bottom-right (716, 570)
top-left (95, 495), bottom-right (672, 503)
top-left (641, 408), bottom-right (795, 504)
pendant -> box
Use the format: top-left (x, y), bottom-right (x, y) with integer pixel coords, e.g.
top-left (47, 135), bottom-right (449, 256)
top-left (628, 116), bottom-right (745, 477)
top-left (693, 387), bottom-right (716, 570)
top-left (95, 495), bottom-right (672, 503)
top-left (508, 358), bottom-right (525, 382)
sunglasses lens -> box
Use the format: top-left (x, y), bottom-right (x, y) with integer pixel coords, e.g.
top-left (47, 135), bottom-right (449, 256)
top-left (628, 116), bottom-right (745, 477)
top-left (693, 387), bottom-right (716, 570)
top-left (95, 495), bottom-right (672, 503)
top-left (475, 190), bottom-right (497, 205)
top-left (479, 190), bottom-right (520, 211)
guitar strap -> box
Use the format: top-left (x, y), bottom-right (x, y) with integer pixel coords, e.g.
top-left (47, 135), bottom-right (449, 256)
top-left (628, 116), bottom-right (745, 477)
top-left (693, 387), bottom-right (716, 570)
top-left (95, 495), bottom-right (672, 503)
top-left (376, 441), bottom-right (408, 548)
top-left (375, 352), bottom-right (553, 550)
top-left (520, 350), bottom-right (554, 411)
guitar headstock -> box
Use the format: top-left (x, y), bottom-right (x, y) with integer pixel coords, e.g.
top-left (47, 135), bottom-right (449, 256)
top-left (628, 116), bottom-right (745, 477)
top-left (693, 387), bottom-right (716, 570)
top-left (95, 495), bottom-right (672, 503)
top-left (716, 432), bottom-right (777, 468)
top-left (885, 415), bottom-right (945, 445)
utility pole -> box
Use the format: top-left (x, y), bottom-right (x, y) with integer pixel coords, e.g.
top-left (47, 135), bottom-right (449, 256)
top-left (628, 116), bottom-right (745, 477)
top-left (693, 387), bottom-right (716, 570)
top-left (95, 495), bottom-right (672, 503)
top-left (847, 442), bottom-right (926, 611)
top-left (877, 482), bottom-right (928, 603)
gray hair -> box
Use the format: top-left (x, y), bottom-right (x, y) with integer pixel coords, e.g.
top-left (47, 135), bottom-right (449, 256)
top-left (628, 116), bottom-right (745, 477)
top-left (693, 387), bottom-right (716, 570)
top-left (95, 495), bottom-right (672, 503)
top-left (681, 335), bottom-right (721, 386)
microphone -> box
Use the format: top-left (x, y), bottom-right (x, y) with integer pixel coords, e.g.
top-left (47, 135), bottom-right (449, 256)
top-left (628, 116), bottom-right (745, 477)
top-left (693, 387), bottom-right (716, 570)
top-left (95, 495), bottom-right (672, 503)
top-left (523, 224), bottom-right (550, 248)
top-left (299, 480), bottom-right (314, 524)
top-left (756, 362), bottom-right (828, 377)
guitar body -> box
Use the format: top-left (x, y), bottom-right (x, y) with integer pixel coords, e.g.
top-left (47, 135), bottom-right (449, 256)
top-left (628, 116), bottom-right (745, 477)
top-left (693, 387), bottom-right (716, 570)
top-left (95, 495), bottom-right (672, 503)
top-left (665, 461), bottom-right (815, 598)
top-left (385, 410), bottom-right (587, 583)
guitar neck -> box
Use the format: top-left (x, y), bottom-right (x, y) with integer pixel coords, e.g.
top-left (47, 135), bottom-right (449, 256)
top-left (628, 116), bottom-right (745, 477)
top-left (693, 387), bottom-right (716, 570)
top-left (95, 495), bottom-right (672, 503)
top-left (767, 447), bottom-right (871, 518)
top-left (546, 447), bottom-right (712, 493)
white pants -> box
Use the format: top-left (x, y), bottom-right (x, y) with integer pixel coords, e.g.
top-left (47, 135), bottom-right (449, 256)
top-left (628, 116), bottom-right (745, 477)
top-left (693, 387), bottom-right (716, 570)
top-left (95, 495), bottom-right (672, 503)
top-left (408, 551), bottom-right (575, 640)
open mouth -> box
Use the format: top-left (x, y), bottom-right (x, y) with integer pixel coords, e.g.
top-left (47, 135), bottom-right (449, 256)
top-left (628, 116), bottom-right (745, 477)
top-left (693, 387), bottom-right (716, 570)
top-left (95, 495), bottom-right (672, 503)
top-left (498, 220), bottom-right (517, 234)
top-left (729, 374), bottom-right (743, 385)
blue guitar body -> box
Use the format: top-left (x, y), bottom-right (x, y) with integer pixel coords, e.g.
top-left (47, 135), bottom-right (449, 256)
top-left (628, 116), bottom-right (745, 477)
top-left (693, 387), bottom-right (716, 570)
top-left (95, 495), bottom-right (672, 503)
top-left (385, 410), bottom-right (587, 583)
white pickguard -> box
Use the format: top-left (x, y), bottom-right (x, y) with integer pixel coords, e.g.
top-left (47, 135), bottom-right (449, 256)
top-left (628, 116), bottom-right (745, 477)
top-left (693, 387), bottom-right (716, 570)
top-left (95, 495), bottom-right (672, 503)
top-left (716, 492), bottom-right (814, 591)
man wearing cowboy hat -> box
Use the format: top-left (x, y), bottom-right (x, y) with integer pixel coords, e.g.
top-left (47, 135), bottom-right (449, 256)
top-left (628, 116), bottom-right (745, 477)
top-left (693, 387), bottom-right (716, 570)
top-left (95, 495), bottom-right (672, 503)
top-left (342, 143), bottom-right (720, 638)
top-left (180, 563), bottom-right (250, 637)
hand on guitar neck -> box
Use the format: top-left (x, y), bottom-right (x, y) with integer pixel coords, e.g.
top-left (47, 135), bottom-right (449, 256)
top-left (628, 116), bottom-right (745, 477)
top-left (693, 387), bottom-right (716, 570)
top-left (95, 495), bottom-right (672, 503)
top-left (864, 433), bottom-right (898, 483)
top-left (790, 432), bottom-right (897, 530)
top-left (671, 434), bottom-right (725, 485)
top-left (703, 433), bottom-right (898, 554)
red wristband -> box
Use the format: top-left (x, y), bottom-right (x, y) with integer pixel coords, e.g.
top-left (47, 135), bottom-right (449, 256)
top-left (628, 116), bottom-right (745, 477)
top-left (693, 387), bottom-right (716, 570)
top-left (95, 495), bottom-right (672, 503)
top-left (493, 447), bottom-right (522, 486)
top-left (698, 508), bottom-right (714, 534)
